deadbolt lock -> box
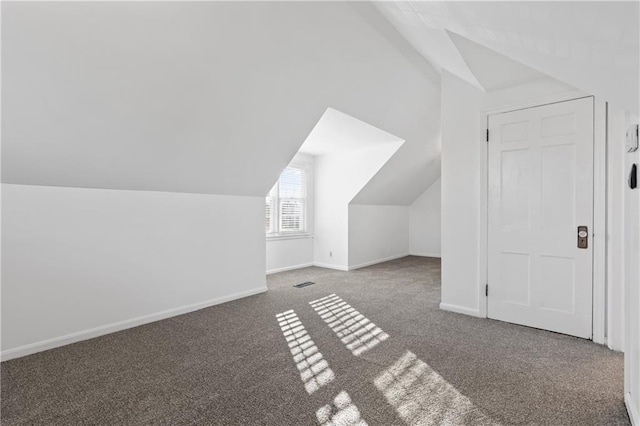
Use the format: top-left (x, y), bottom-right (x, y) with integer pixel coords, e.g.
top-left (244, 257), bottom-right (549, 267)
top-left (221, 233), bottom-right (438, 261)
top-left (577, 226), bottom-right (588, 249)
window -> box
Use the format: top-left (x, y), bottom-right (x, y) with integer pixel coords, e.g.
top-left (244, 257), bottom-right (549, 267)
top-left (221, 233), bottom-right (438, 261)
top-left (266, 166), bottom-right (307, 236)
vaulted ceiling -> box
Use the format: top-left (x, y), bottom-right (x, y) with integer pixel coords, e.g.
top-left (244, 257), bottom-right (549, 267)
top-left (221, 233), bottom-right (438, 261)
top-left (3, 1), bottom-right (637, 205)
top-left (375, 1), bottom-right (639, 113)
top-left (2, 2), bottom-right (440, 201)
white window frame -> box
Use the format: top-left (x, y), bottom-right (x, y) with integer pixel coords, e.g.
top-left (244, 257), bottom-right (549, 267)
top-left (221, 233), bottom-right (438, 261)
top-left (266, 161), bottom-right (310, 239)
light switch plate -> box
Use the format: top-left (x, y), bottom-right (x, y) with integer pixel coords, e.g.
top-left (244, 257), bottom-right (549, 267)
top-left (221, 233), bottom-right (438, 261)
top-left (626, 124), bottom-right (639, 152)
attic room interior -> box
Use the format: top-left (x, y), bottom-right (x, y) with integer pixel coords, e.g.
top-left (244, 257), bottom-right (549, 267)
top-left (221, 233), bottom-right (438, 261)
top-left (1, 1), bottom-right (639, 425)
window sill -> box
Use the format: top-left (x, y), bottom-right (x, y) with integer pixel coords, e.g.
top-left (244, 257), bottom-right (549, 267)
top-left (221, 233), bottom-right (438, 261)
top-left (266, 233), bottom-right (313, 241)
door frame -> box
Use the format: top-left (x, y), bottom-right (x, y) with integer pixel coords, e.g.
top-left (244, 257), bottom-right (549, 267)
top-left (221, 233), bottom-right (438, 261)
top-left (478, 92), bottom-right (607, 344)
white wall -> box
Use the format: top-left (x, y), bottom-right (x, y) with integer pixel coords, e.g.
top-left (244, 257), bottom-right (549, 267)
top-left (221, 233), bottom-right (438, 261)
top-left (266, 153), bottom-right (315, 274)
top-left (1, 184), bottom-right (266, 360)
top-left (314, 143), bottom-right (403, 270)
top-left (440, 71), bottom-right (484, 315)
top-left (440, 71), bottom-right (582, 316)
top-left (621, 112), bottom-right (640, 423)
top-left (266, 237), bottom-right (314, 274)
top-left (348, 205), bottom-right (410, 269)
top-left (409, 178), bottom-right (441, 257)
top-left (608, 106), bottom-right (630, 351)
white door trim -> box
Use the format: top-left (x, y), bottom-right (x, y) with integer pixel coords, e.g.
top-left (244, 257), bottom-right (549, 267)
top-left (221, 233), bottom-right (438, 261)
top-left (478, 92), bottom-right (607, 344)
top-left (592, 100), bottom-right (607, 345)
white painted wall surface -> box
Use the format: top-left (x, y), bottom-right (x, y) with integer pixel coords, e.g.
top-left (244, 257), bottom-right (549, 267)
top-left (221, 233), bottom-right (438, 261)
top-left (440, 71), bottom-right (581, 316)
top-left (348, 205), bottom-right (410, 270)
top-left (623, 112), bottom-right (640, 424)
top-left (314, 143), bottom-right (403, 270)
top-left (608, 106), bottom-right (630, 352)
top-left (440, 71), bottom-right (483, 315)
top-left (266, 237), bottom-right (314, 274)
top-left (1, 184), bottom-right (266, 360)
top-left (409, 178), bottom-right (441, 258)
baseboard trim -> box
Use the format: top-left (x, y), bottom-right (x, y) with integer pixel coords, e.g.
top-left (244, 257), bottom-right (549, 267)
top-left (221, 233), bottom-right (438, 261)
top-left (313, 254), bottom-right (411, 272)
top-left (348, 253), bottom-right (410, 271)
top-left (266, 263), bottom-right (314, 275)
top-left (312, 262), bottom-right (349, 271)
top-left (409, 252), bottom-right (442, 258)
top-left (627, 392), bottom-right (639, 426)
top-left (1, 286), bottom-right (268, 362)
top-left (439, 302), bottom-right (481, 318)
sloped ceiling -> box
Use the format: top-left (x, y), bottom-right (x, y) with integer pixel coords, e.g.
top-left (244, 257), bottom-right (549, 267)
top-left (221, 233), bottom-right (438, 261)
top-left (2, 2), bottom-right (440, 198)
top-left (347, 62), bottom-right (441, 205)
top-left (375, 1), bottom-right (640, 113)
top-left (300, 108), bottom-right (432, 206)
top-left (352, 153), bottom-right (441, 205)
top-left (9, 2), bottom-right (624, 204)
top-left (299, 108), bottom-right (403, 156)
top-left (447, 30), bottom-right (548, 92)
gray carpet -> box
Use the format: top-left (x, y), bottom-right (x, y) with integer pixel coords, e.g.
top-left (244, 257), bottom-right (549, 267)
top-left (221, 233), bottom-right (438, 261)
top-left (1, 256), bottom-right (629, 425)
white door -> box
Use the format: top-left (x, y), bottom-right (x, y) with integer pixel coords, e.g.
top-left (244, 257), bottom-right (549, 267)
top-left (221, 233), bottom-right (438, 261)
top-left (487, 97), bottom-right (594, 339)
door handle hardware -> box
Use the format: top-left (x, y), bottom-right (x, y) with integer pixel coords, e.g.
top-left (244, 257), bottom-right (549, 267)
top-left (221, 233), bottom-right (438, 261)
top-left (577, 226), bottom-right (588, 249)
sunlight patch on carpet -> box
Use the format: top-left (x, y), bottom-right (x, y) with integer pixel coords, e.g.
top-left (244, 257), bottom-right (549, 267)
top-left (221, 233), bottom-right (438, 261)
top-left (309, 294), bottom-right (389, 356)
top-left (374, 351), bottom-right (500, 426)
top-left (316, 391), bottom-right (368, 426)
top-left (276, 310), bottom-right (335, 394)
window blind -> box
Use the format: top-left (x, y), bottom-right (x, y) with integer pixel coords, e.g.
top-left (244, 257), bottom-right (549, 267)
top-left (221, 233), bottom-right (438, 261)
top-left (266, 166), bottom-right (307, 235)
top-left (279, 167), bottom-right (305, 232)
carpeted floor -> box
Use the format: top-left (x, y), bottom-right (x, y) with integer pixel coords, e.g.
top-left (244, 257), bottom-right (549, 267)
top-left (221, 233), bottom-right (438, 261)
top-left (1, 256), bottom-right (629, 425)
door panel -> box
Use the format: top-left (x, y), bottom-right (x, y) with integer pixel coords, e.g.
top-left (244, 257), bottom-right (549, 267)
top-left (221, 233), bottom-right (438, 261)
top-left (488, 97), bottom-right (594, 339)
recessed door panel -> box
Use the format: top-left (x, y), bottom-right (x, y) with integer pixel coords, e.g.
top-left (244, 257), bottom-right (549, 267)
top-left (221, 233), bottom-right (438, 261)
top-left (541, 144), bottom-right (575, 232)
top-left (499, 253), bottom-right (530, 306)
top-left (538, 256), bottom-right (575, 313)
top-left (501, 149), bottom-right (530, 230)
top-left (501, 121), bottom-right (529, 143)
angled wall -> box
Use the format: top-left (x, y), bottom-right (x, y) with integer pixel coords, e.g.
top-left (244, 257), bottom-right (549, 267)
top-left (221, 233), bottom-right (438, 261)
top-left (314, 143), bottom-right (404, 270)
top-left (300, 108), bottom-right (407, 271)
top-left (299, 106), bottom-right (439, 272)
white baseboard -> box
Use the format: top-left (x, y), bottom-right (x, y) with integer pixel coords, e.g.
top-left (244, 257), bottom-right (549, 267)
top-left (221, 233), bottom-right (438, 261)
top-left (348, 253), bottom-right (410, 271)
top-left (1, 286), bottom-right (268, 362)
top-left (439, 302), bottom-right (481, 318)
top-left (312, 262), bottom-right (349, 271)
top-left (266, 262), bottom-right (314, 275)
top-left (409, 252), bottom-right (441, 258)
top-left (627, 392), bottom-right (639, 426)
top-left (313, 254), bottom-right (411, 272)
